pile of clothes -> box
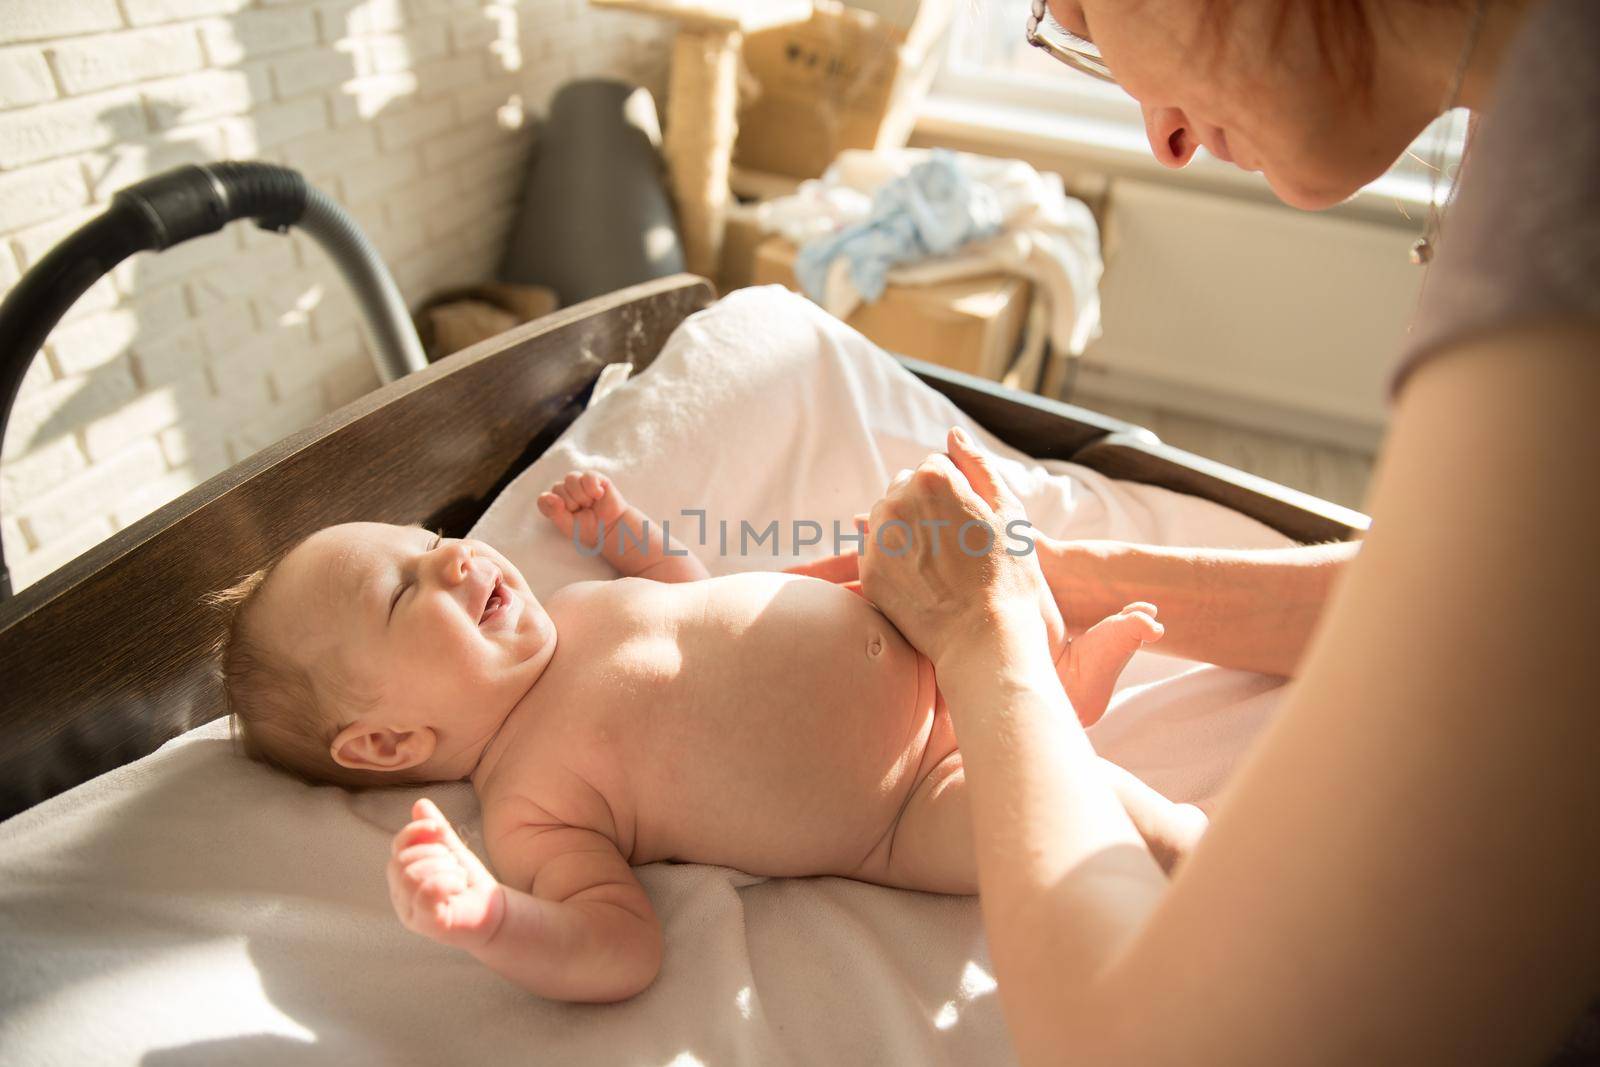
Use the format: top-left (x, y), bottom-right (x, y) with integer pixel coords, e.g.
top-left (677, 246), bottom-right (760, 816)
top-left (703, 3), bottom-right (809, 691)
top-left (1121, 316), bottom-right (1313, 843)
top-left (758, 148), bottom-right (1104, 357)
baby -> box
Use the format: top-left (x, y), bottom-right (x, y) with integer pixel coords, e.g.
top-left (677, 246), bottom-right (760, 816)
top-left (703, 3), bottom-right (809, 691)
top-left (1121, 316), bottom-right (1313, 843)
top-left (215, 467), bottom-right (1205, 1003)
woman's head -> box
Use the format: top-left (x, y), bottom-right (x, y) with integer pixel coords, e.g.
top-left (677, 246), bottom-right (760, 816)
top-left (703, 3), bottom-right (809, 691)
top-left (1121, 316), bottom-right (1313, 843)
top-left (1049, 0), bottom-right (1502, 209)
top-left (211, 523), bottom-right (557, 790)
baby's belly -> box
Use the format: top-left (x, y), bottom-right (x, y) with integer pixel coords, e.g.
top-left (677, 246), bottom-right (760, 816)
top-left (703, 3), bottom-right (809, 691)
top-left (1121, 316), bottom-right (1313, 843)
top-left (616, 574), bottom-right (945, 876)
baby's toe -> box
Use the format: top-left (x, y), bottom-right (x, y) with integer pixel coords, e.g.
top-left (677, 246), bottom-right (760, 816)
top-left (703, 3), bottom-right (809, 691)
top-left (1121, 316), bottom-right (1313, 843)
top-left (1128, 612), bottom-right (1163, 642)
top-left (1116, 603), bottom-right (1164, 642)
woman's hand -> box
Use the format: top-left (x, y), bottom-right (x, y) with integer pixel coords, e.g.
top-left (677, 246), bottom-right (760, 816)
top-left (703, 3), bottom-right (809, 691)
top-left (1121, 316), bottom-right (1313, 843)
top-left (859, 427), bottom-right (1065, 673)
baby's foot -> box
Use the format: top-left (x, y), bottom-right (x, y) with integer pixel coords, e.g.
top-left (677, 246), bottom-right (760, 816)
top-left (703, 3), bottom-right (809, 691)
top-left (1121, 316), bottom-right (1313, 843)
top-left (387, 798), bottom-right (505, 952)
top-left (1056, 602), bottom-right (1163, 727)
top-left (537, 470), bottom-right (628, 550)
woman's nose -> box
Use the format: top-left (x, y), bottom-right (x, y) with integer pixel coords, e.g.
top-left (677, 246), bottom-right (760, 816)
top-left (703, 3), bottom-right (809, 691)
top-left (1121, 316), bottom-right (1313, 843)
top-left (1143, 104), bottom-right (1197, 168)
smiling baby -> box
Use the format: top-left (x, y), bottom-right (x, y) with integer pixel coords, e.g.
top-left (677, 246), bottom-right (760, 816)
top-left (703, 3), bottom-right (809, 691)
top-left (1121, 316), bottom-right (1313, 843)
top-left (211, 468), bottom-right (1204, 1002)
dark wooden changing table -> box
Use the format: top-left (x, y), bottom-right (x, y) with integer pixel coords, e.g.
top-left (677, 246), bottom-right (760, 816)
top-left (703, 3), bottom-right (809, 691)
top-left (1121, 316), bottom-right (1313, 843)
top-left (0, 275), bottom-right (1367, 822)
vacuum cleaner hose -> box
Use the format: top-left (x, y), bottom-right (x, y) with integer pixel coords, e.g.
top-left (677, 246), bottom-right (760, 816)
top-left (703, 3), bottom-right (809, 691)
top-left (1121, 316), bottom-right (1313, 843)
top-left (0, 161), bottom-right (427, 600)
top-left (296, 184), bottom-right (424, 384)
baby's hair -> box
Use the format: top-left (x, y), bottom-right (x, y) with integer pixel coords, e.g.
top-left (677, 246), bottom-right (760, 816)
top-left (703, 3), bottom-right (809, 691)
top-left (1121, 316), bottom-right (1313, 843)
top-left (205, 536), bottom-right (421, 792)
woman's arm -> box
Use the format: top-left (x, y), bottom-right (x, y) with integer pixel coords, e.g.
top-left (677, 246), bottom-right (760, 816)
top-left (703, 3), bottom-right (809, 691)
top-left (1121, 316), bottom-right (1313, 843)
top-left (868, 324), bottom-right (1600, 1065)
top-left (1039, 537), bottom-right (1357, 677)
top-left (1065, 323), bottom-right (1600, 1064)
top-left (791, 522), bottom-right (1354, 679)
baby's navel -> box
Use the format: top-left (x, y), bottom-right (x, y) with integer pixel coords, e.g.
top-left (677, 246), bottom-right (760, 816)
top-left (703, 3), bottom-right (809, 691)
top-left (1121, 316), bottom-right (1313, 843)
top-left (867, 634), bottom-right (884, 657)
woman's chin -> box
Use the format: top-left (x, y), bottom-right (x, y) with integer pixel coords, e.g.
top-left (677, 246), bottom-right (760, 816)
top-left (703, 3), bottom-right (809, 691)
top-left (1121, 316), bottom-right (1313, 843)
top-left (1262, 168), bottom-right (1363, 211)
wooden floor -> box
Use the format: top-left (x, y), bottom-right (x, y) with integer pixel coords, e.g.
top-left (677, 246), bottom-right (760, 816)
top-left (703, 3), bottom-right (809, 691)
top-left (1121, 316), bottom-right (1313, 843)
top-left (1069, 391), bottom-right (1379, 513)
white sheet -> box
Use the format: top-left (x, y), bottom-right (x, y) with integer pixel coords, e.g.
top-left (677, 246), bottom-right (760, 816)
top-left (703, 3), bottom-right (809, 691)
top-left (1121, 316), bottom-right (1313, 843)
top-left (0, 288), bottom-right (1290, 1066)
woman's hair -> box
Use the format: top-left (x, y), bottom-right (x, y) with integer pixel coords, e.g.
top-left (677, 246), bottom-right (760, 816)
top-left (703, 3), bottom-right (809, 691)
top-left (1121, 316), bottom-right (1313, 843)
top-left (206, 551), bottom-right (423, 792)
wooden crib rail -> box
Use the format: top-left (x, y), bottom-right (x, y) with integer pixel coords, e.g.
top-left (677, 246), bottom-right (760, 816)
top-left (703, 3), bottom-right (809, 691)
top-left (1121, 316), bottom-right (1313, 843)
top-left (901, 358), bottom-right (1369, 545)
top-left (0, 276), bottom-right (715, 821)
top-left (897, 355), bottom-right (1152, 460)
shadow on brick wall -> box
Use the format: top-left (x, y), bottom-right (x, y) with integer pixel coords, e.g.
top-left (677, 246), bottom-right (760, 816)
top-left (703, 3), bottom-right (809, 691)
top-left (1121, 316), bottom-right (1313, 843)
top-left (1, 0), bottom-right (616, 589)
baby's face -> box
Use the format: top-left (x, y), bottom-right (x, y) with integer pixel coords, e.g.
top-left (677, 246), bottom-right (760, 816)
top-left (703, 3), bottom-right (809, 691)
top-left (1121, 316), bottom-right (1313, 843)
top-left (259, 522), bottom-right (556, 745)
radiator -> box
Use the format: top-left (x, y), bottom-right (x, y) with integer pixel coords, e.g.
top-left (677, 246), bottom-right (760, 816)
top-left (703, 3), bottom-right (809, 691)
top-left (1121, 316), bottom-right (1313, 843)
top-left (1078, 179), bottom-right (1423, 451)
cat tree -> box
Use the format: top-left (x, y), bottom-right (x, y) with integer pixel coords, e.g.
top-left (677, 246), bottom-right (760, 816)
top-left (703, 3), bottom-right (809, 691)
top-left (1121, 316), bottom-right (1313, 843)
top-left (589, 0), bottom-right (813, 279)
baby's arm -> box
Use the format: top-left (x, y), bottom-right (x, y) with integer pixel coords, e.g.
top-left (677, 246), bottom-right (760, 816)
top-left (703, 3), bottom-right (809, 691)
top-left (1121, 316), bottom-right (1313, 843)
top-left (388, 799), bottom-right (661, 1003)
top-left (537, 470), bottom-right (709, 583)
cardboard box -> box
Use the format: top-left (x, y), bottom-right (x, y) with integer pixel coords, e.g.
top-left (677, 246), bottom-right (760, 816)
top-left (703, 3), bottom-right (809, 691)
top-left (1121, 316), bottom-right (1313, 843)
top-left (735, 0), bottom-right (954, 180)
top-left (716, 201), bottom-right (768, 294)
top-left (751, 237), bottom-right (1031, 381)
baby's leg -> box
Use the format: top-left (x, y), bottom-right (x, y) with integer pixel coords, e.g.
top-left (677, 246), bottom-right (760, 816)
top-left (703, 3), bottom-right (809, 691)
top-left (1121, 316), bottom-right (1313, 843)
top-left (866, 719), bottom-right (1206, 895)
top-left (1094, 760), bottom-right (1210, 875)
top-left (871, 747), bottom-right (977, 895)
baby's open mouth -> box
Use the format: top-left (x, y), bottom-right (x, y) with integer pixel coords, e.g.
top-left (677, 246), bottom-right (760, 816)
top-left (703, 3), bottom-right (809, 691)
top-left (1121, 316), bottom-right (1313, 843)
top-left (479, 576), bottom-right (510, 626)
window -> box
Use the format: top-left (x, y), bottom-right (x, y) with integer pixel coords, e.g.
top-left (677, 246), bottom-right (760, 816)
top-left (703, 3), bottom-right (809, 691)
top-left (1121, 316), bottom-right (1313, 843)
top-left (941, 0), bottom-right (1135, 117)
top-left (929, 0), bottom-right (1467, 211)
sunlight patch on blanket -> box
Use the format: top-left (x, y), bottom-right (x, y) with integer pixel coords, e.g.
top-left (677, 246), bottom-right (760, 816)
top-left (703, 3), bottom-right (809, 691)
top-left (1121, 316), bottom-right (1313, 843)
top-left (934, 960), bottom-right (1000, 1030)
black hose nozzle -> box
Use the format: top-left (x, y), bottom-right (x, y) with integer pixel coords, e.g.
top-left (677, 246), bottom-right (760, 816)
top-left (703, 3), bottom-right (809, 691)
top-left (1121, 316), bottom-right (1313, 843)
top-left (113, 162), bottom-right (308, 250)
top-left (0, 161), bottom-right (425, 604)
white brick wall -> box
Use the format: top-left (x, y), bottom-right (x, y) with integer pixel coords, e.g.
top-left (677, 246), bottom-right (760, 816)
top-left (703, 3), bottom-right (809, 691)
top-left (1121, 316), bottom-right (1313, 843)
top-left (0, 0), bottom-right (670, 591)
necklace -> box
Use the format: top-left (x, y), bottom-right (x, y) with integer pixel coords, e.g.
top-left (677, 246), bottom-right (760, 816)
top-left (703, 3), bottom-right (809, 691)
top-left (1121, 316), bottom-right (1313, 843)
top-left (1410, 0), bottom-right (1489, 265)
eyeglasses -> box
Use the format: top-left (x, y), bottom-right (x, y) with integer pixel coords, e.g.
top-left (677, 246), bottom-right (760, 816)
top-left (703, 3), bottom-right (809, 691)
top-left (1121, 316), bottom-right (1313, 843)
top-left (1025, 0), bottom-right (1116, 84)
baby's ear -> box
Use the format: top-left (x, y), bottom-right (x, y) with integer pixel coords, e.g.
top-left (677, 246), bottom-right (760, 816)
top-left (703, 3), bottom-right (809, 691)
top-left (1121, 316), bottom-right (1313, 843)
top-left (330, 722), bottom-right (435, 772)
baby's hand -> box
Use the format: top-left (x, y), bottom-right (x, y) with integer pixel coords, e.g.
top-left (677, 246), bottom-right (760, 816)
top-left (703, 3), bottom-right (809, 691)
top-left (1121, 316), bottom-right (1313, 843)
top-left (387, 798), bottom-right (505, 953)
top-left (537, 470), bottom-right (628, 550)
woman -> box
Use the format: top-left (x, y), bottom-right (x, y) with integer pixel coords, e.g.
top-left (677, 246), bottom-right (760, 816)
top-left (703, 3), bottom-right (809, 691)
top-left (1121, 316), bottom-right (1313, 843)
top-left (803, 1), bottom-right (1600, 1062)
